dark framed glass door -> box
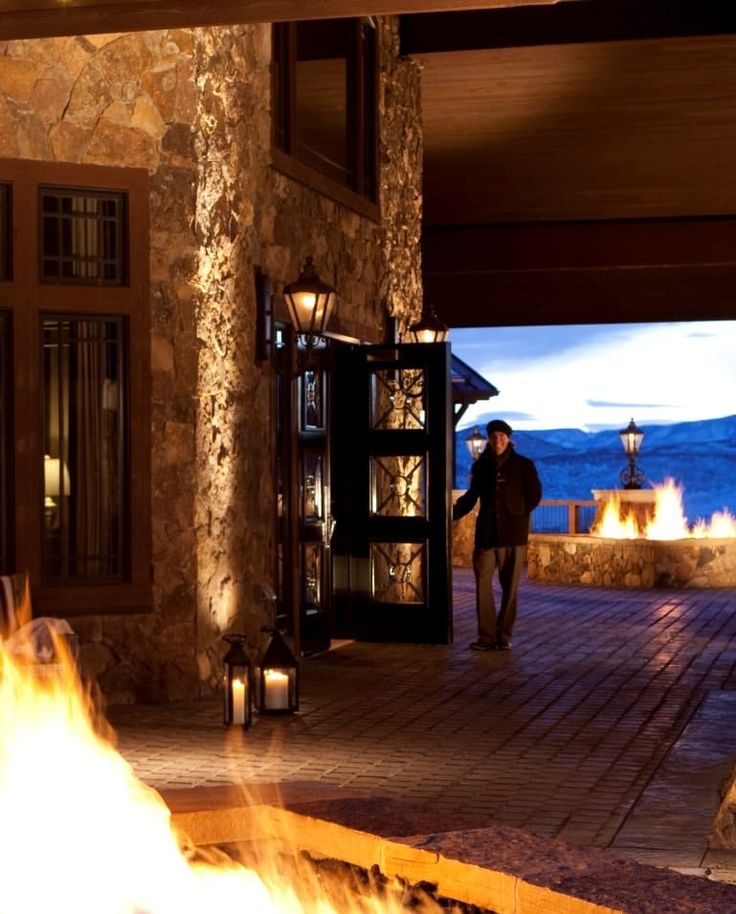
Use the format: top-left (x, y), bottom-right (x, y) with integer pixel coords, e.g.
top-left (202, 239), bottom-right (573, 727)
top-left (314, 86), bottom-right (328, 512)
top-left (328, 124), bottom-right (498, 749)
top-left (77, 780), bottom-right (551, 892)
top-left (331, 341), bottom-right (453, 643)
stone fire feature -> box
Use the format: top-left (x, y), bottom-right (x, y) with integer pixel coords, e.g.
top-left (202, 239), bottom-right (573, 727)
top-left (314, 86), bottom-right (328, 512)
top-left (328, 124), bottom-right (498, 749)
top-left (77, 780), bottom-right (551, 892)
top-left (528, 534), bottom-right (736, 589)
top-left (161, 783), bottom-right (736, 914)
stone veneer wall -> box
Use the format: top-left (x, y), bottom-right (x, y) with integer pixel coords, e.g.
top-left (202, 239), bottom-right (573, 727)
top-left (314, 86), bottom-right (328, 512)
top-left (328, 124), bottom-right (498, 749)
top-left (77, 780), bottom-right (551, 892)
top-left (0, 19), bottom-right (422, 702)
top-left (528, 533), bottom-right (736, 588)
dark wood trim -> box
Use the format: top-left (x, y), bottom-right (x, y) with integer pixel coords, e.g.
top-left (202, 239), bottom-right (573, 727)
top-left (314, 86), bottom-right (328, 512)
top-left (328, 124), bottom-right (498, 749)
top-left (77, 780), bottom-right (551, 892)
top-left (271, 148), bottom-right (380, 223)
top-left (422, 217), bottom-right (736, 327)
top-left (33, 582), bottom-right (153, 616)
top-left (0, 157), bottom-right (152, 612)
top-left (0, 0), bottom-right (560, 42)
top-left (400, 1), bottom-right (736, 56)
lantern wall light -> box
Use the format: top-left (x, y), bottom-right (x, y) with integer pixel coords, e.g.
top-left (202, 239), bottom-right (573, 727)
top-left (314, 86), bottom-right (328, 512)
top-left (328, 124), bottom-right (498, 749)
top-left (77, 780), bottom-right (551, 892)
top-left (284, 256), bottom-right (336, 343)
top-left (619, 417), bottom-right (646, 490)
top-left (464, 426), bottom-right (487, 462)
top-left (223, 634), bottom-right (252, 729)
top-left (407, 302), bottom-right (449, 344)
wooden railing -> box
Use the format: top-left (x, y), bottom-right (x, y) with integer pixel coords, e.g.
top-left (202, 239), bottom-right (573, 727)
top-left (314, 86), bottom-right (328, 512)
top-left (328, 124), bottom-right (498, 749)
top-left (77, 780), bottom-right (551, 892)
top-left (531, 499), bottom-right (598, 535)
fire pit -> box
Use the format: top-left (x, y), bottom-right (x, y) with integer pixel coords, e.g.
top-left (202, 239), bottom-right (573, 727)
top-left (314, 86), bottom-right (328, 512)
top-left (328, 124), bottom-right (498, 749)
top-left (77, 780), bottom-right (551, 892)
top-left (529, 479), bottom-right (736, 588)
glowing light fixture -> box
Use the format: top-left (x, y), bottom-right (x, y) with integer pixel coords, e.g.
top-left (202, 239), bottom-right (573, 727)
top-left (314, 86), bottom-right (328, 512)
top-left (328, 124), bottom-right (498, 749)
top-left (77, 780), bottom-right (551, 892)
top-left (283, 257), bottom-right (336, 340)
top-left (464, 426), bottom-right (486, 462)
top-left (254, 628), bottom-right (299, 714)
top-left (223, 634), bottom-right (252, 729)
top-left (619, 418), bottom-right (645, 490)
top-left (408, 302), bottom-right (449, 344)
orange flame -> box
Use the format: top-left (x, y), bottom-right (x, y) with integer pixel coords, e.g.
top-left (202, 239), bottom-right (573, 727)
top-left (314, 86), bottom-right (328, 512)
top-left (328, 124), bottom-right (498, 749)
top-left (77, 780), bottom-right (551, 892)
top-left (591, 478), bottom-right (736, 540)
top-left (0, 635), bottom-right (424, 914)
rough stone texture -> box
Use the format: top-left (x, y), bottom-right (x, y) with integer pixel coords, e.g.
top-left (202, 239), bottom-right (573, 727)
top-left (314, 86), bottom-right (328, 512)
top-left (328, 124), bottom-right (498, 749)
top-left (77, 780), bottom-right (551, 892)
top-left (528, 533), bottom-right (736, 588)
top-left (1, 19), bottom-right (423, 702)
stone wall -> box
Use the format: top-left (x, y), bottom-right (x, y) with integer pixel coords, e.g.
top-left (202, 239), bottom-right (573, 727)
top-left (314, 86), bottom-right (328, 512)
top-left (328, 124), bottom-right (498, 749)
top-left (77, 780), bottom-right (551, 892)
top-left (528, 533), bottom-right (736, 588)
top-left (0, 19), bottom-right (423, 702)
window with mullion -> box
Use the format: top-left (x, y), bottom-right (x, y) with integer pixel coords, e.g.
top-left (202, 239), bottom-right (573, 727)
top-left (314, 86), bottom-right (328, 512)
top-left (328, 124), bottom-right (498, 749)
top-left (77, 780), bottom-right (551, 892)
top-left (273, 18), bottom-right (378, 208)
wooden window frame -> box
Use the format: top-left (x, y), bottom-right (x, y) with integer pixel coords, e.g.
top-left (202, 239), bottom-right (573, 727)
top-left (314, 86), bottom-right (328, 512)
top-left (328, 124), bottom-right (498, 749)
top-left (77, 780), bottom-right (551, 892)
top-left (272, 18), bottom-right (380, 222)
top-left (0, 157), bottom-right (151, 617)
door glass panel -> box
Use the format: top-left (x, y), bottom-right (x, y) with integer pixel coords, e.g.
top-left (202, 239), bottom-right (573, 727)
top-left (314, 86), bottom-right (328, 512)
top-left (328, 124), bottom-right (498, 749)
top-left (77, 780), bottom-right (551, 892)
top-left (302, 451), bottom-right (324, 522)
top-left (303, 542), bottom-right (322, 608)
top-left (42, 316), bottom-right (125, 581)
top-left (299, 367), bottom-right (325, 431)
top-left (370, 368), bottom-right (426, 430)
top-left (370, 541), bottom-right (426, 604)
top-left (370, 454), bottom-right (426, 517)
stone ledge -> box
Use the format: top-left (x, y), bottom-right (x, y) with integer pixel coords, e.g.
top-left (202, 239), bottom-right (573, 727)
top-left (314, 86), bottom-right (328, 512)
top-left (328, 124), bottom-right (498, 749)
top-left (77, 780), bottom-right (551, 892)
top-left (160, 784), bottom-right (736, 914)
top-left (528, 533), bottom-right (736, 588)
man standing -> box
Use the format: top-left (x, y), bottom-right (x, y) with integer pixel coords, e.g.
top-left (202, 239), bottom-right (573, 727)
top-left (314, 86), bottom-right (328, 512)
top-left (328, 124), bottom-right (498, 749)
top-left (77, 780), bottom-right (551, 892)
top-left (453, 419), bottom-right (542, 651)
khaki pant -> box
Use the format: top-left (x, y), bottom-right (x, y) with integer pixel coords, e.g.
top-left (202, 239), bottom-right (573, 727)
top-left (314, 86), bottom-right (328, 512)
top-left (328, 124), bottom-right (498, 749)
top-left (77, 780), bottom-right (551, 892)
top-left (472, 545), bottom-right (525, 646)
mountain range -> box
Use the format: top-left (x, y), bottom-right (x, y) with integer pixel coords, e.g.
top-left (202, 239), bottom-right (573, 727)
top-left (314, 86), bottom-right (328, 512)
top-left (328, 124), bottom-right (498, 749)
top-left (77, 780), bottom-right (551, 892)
top-left (454, 413), bottom-right (736, 522)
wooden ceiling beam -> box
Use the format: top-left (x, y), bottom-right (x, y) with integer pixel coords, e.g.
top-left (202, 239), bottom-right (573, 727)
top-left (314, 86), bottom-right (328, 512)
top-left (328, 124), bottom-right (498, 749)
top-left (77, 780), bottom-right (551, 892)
top-left (422, 219), bottom-right (736, 327)
top-left (401, 0), bottom-right (736, 56)
top-left (0, 0), bottom-right (567, 42)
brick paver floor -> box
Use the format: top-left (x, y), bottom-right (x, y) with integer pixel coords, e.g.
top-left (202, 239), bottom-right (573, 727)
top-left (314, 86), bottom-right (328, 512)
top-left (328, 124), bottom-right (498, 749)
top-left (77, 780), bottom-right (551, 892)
top-left (108, 570), bottom-right (736, 876)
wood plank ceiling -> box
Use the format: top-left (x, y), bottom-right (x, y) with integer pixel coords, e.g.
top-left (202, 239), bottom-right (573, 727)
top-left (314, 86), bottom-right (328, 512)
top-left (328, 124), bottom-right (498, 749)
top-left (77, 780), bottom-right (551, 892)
top-left (406, 2), bottom-right (736, 326)
top-left (2, 0), bottom-right (735, 327)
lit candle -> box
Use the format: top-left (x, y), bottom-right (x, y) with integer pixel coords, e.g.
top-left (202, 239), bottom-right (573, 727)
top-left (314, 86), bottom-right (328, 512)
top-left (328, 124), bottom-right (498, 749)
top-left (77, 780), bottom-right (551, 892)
top-left (231, 678), bottom-right (246, 724)
top-left (264, 668), bottom-right (289, 710)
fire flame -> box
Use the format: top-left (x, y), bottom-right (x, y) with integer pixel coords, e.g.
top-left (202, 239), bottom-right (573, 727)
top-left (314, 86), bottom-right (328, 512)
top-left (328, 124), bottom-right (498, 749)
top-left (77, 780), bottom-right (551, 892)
top-left (0, 637), bottom-right (418, 914)
top-left (591, 478), bottom-right (736, 540)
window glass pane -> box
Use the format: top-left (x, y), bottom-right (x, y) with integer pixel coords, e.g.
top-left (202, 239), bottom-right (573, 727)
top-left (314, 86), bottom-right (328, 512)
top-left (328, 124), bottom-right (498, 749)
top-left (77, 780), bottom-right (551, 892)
top-left (370, 541), bottom-right (426, 604)
top-left (42, 316), bottom-right (125, 581)
top-left (361, 21), bottom-right (378, 201)
top-left (39, 188), bottom-right (126, 285)
top-left (0, 311), bottom-right (11, 573)
top-left (295, 20), bottom-right (350, 186)
top-left (0, 184), bottom-right (9, 282)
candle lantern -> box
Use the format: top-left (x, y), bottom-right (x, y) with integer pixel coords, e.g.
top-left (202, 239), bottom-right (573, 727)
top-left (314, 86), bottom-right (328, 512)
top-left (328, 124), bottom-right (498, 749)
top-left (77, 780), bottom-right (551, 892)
top-left (223, 634), bottom-right (252, 729)
top-left (254, 628), bottom-right (299, 714)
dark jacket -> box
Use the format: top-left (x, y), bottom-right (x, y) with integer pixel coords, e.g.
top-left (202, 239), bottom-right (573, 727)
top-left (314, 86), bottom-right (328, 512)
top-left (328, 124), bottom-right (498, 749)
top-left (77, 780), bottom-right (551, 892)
top-left (453, 444), bottom-right (542, 548)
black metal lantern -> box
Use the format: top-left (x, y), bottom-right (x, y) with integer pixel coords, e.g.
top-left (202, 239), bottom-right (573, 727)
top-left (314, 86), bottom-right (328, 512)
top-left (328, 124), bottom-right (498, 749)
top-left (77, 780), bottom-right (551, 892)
top-left (222, 634), bottom-right (252, 729)
top-left (619, 418), bottom-right (645, 489)
top-left (283, 257), bottom-right (336, 340)
top-left (254, 628), bottom-right (299, 714)
top-left (464, 425), bottom-right (487, 462)
top-left (408, 302), bottom-right (449, 343)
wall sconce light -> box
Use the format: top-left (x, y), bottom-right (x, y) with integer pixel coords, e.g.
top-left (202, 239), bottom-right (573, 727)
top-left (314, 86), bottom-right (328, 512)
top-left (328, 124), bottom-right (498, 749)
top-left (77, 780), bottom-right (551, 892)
top-left (223, 634), bottom-right (252, 729)
top-left (619, 417), bottom-right (646, 490)
top-left (254, 627), bottom-right (299, 714)
top-left (408, 302), bottom-right (449, 343)
top-left (464, 426), bottom-right (487, 462)
top-left (284, 257), bottom-right (336, 342)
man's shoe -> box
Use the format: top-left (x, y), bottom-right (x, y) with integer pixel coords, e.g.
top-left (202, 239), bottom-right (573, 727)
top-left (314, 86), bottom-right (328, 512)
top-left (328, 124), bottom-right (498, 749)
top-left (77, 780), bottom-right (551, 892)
top-left (496, 640), bottom-right (512, 651)
top-left (469, 640), bottom-right (496, 652)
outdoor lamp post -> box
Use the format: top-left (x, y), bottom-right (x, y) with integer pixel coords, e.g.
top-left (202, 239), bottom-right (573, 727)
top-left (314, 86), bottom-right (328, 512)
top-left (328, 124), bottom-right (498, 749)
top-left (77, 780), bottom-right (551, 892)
top-left (619, 417), bottom-right (645, 489)
top-left (254, 628), bottom-right (299, 714)
top-left (464, 426), bottom-right (487, 462)
top-left (223, 634), bottom-right (252, 729)
top-left (283, 256), bottom-right (336, 341)
top-left (408, 302), bottom-right (449, 343)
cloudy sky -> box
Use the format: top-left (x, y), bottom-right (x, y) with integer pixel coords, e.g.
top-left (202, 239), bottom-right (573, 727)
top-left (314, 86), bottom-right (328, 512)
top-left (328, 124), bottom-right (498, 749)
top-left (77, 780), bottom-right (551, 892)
top-left (451, 320), bottom-right (736, 432)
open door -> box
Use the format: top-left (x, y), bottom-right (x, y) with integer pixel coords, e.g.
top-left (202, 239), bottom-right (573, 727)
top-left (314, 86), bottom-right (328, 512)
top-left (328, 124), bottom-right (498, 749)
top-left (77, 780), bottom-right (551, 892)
top-left (331, 342), bottom-right (453, 643)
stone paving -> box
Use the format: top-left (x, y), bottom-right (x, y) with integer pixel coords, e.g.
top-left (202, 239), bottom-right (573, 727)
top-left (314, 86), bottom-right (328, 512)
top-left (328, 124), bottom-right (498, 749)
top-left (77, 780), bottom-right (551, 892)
top-left (108, 570), bottom-right (736, 880)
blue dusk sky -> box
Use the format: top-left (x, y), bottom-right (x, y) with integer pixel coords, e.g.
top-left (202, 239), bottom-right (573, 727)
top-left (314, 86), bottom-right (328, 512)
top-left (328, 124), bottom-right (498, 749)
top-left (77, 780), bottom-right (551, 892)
top-left (450, 320), bottom-right (736, 432)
